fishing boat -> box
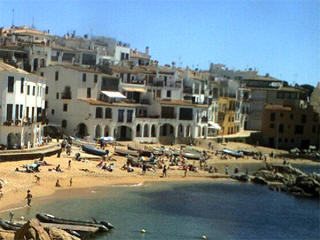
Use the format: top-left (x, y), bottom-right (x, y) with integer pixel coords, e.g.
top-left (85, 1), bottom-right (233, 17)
top-left (36, 213), bottom-right (113, 231)
top-left (0, 219), bottom-right (22, 231)
top-left (237, 149), bottom-right (255, 156)
top-left (115, 148), bottom-right (139, 157)
top-left (221, 149), bottom-right (243, 158)
top-left (73, 137), bottom-right (96, 147)
top-left (82, 145), bottom-right (108, 156)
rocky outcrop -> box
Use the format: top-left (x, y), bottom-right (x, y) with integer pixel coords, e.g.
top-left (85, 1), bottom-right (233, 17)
top-left (0, 229), bottom-right (15, 240)
top-left (253, 164), bottom-right (320, 198)
top-left (15, 219), bottom-right (51, 240)
top-left (14, 219), bottom-right (80, 240)
top-left (46, 227), bottom-right (80, 240)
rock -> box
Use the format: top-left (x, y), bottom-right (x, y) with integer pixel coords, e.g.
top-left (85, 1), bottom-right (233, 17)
top-left (14, 219), bottom-right (51, 240)
top-left (252, 176), bottom-right (268, 185)
top-left (0, 229), bottom-right (15, 240)
top-left (295, 175), bottom-right (320, 197)
top-left (46, 227), bottom-right (81, 240)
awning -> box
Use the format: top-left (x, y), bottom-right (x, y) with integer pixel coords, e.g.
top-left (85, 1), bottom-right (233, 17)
top-left (122, 87), bottom-right (147, 93)
top-left (208, 122), bottom-right (221, 130)
top-left (101, 91), bottom-right (126, 99)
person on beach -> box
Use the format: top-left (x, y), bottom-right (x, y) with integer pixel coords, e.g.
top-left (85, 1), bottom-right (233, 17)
top-left (56, 180), bottom-right (61, 187)
top-left (68, 160), bottom-right (71, 169)
top-left (162, 165), bottom-right (167, 177)
top-left (26, 190), bottom-right (32, 207)
top-left (66, 143), bottom-right (71, 156)
top-left (184, 166), bottom-right (188, 177)
top-left (34, 175), bottom-right (40, 184)
top-left (142, 164), bottom-right (146, 175)
top-left (69, 178), bottom-right (73, 187)
top-left (245, 168), bottom-right (249, 175)
top-left (57, 148), bottom-right (62, 158)
top-left (225, 165), bottom-right (229, 175)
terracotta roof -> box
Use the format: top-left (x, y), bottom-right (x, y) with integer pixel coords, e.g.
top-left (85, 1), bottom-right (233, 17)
top-left (0, 61), bottom-right (29, 74)
top-left (243, 75), bottom-right (281, 82)
top-left (78, 98), bottom-right (145, 108)
top-left (160, 100), bottom-right (208, 108)
top-left (264, 104), bottom-right (292, 111)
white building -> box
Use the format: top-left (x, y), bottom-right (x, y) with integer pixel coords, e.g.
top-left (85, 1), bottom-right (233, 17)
top-left (0, 61), bottom-right (46, 148)
top-left (40, 64), bottom-right (209, 143)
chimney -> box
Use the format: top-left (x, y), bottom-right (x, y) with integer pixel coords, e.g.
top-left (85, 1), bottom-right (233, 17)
top-left (171, 61), bottom-right (176, 69)
top-left (145, 46), bottom-right (149, 55)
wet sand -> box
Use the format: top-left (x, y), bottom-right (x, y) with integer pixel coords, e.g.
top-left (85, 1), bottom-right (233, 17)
top-left (0, 141), bottom-right (318, 213)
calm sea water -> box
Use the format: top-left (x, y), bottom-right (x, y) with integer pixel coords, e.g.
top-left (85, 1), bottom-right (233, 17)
top-left (2, 165), bottom-right (319, 240)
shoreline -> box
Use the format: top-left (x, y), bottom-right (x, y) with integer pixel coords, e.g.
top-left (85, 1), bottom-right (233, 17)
top-left (0, 141), bottom-right (319, 216)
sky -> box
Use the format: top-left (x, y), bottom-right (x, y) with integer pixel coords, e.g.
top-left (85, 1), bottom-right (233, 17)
top-left (0, 0), bottom-right (319, 86)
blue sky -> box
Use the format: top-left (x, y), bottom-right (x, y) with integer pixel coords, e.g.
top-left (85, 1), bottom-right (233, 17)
top-left (0, 0), bottom-right (319, 86)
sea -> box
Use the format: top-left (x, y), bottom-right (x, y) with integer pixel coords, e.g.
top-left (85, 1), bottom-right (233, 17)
top-left (1, 164), bottom-right (319, 240)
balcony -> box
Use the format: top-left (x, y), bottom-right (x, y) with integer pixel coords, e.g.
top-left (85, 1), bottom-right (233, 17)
top-left (61, 92), bottom-right (72, 100)
top-left (183, 87), bottom-right (192, 94)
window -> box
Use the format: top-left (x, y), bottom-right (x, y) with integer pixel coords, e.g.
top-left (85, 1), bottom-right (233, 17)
top-left (312, 125), bottom-right (316, 133)
top-left (62, 120), bottom-right (67, 128)
top-left (32, 86), bottom-right (35, 96)
top-left (31, 107), bottom-right (34, 122)
top-left (51, 109), bottom-right (55, 115)
top-left (294, 125), bottom-right (304, 135)
top-left (269, 123), bottom-right (274, 129)
top-left (40, 72), bottom-right (44, 77)
top-left (55, 71), bottom-right (59, 81)
top-left (290, 114), bottom-right (294, 120)
top-left (19, 105), bottom-right (23, 119)
top-left (156, 90), bottom-right (161, 98)
top-left (20, 78), bottom-right (24, 93)
top-left (127, 110), bottom-right (133, 123)
top-left (15, 104), bottom-right (19, 120)
top-left (45, 101), bottom-right (48, 109)
top-left (27, 85), bottom-right (30, 95)
top-left (95, 107), bottom-right (103, 118)
top-left (279, 124), bottom-right (284, 133)
top-left (56, 92), bottom-right (59, 99)
top-left (313, 113), bottom-right (318, 122)
top-left (301, 114), bottom-right (307, 124)
top-left (8, 76), bottom-right (14, 93)
top-left (6, 104), bottom-right (13, 121)
top-left (280, 113), bottom-right (284, 118)
top-left (87, 88), bottom-right (91, 98)
top-left (45, 86), bottom-right (49, 94)
top-left (63, 104), bottom-right (68, 112)
top-left (105, 108), bottom-right (112, 118)
top-left (94, 74), bottom-right (98, 83)
top-left (166, 90), bottom-right (171, 98)
top-left (82, 73), bottom-right (86, 82)
top-left (26, 107), bottom-right (29, 119)
top-left (270, 112), bottom-right (275, 121)
top-left (118, 109), bottom-right (124, 122)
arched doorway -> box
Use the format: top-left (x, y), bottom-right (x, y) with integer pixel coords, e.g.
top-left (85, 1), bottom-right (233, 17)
top-left (151, 125), bottom-right (156, 137)
top-left (159, 123), bottom-right (175, 137)
top-left (76, 123), bottom-right (88, 138)
top-left (104, 126), bottom-right (110, 136)
top-left (7, 133), bottom-right (16, 148)
top-left (95, 125), bottom-right (101, 138)
top-left (186, 125), bottom-right (191, 137)
top-left (136, 124), bottom-right (141, 137)
top-left (143, 124), bottom-right (149, 137)
top-left (114, 126), bottom-right (133, 141)
top-left (178, 124), bottom-right (184, 137)
top-left (33, 58), bottom-right (38, 71)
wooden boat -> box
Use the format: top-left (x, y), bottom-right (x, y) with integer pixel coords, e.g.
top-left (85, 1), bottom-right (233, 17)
top-left (36, 213), bottom-right (113, 231)
top-left (0, 219), bottom-right (22, 231)
top-left (221, 149), bottom-right (243, 158)
top-left (82, 145), bottom-right (108, 156)
top-left (237, 149), bottom-right (255, 156)
top-left (73, 137), bottom-right (96, 147)
top-left (182, 151), bottom-right (201, 160)
top-left (115, 148), bottom-right (139, 157)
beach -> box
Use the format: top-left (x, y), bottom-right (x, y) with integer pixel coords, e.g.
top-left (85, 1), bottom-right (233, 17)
top-left (0, 140), bottom-right (319, 213)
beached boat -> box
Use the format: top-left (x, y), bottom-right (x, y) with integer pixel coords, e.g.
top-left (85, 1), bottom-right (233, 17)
top-left (73, 137), bottom-right (96, 147)
top-left (237, 149), bottom-right (255, 156)
top-left (221, 149), bottom-right (243, 158)
top-left (36, 213), bottom-right (113, 231)
top-left (182, 151), bottom-right (201, 160)
top-left (82, 145), bottom-right (108, 156)
top-left (115, 148), bottom-right (139, 157)
top-left (0, 219), bottom-right (22, 231)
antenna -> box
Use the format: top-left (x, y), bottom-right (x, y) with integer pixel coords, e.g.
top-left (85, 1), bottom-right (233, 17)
top-left (11, 9), bottom-right (15, 27)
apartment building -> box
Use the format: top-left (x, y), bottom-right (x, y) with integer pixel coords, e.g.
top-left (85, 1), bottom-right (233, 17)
top-left (0, 61), bottom-right (46, 148)
top-left (261, 104), bottom-right (319, 149)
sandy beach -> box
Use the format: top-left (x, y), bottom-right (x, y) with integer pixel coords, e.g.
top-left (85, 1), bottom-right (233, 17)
top-left (0, 141), bottom-right (318, 213)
